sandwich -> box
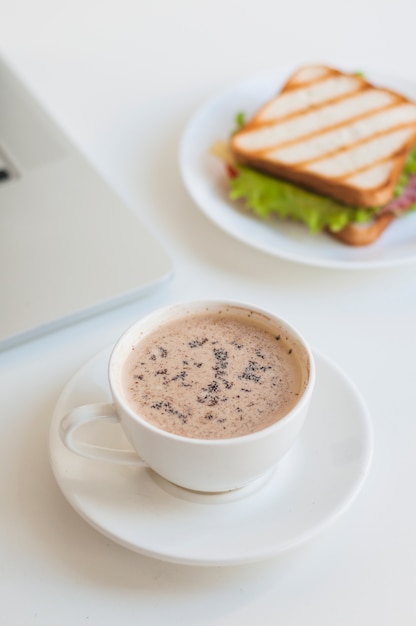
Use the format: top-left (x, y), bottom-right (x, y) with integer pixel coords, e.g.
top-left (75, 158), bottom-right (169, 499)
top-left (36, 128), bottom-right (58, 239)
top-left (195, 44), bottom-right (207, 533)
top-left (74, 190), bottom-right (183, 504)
top-left (211, 65), bottom-right (416, 246)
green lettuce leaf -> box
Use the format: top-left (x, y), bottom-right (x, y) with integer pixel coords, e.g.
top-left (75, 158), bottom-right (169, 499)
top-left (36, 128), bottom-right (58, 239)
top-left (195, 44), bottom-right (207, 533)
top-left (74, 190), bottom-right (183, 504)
top-left (229, 167), bottom-right (376, 233)
top-left (394, 147), bottom-right (416, 197)
top-left (229, 147), bottom-right (416, 233)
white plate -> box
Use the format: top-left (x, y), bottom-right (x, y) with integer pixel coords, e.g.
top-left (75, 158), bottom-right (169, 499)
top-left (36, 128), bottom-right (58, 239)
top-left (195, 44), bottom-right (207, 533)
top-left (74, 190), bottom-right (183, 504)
top-left (179, 68), bottom-right (416, 269)
top-left (49, 346), bottom-right (373, 566)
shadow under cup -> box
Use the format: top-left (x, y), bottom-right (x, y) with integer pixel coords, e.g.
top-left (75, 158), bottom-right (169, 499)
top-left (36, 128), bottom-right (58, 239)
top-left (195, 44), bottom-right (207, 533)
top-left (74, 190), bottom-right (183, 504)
top-left (108, 300), bottom-right (316, 493)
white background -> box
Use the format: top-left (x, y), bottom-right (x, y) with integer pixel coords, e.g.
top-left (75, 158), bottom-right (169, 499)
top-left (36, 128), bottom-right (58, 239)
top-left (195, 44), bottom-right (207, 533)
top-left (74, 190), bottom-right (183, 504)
top-left (1, 1), bottom-right (415, 624)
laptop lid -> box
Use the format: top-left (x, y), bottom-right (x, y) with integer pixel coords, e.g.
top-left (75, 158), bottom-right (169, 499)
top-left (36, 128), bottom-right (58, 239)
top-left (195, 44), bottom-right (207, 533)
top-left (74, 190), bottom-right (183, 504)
top-left (0, 56), bottom-right (173, 350)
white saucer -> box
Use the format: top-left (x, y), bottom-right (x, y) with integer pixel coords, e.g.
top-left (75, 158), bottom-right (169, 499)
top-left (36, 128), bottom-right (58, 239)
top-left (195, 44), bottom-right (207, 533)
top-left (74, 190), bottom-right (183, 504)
top-left (49, 347), bottom-right (373, 566)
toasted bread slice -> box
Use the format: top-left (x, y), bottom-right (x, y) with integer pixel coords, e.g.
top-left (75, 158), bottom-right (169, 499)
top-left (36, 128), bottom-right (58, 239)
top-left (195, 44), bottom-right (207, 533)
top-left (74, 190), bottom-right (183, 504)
top-left (329, 212), bottom-right (396, 246)
top-left (230, 65), bottom-right (416, 207)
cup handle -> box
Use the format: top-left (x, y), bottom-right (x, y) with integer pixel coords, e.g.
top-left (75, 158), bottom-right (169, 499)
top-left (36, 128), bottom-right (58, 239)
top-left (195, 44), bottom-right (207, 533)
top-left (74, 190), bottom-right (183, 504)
top-left (59, 402), bottom-right (143, 465)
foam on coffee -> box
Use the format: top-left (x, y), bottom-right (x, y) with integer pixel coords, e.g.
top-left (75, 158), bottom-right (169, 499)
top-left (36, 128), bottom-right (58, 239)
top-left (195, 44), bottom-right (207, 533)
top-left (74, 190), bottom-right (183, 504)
top-left (122, 307), bottom-right (307, 439)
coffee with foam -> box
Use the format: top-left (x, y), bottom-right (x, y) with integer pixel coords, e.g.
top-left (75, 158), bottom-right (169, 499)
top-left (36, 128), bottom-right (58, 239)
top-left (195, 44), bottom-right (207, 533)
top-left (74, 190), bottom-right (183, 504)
top-left (123, 307), bottom-right (308, 439)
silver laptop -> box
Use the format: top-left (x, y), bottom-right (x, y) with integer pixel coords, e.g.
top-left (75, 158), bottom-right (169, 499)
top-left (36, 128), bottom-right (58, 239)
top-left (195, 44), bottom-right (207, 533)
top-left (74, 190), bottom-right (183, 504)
top-left (0, 55), bottom-right (173, 350)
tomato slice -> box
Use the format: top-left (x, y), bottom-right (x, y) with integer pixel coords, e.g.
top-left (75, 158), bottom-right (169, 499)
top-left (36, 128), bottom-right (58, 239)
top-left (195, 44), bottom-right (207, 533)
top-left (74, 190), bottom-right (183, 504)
top-left (226, 164), bottom-right (238, 179)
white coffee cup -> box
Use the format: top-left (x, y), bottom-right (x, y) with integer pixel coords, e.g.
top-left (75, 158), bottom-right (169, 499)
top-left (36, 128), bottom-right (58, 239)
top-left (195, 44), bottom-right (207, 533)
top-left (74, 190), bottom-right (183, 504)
top-left (59, 300), bottom-right (315, 492)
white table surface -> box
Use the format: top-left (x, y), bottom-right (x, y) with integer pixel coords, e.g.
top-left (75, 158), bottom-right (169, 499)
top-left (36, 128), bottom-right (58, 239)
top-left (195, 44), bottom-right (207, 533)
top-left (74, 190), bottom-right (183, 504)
top-left (1, 0), bottom-right (416, 623)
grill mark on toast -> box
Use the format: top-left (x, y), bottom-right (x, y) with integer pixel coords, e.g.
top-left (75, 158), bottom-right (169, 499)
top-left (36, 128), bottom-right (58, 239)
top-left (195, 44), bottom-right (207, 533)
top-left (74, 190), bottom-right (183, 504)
top-left (345, 160), bottom-right (396, 189)
top-left (248, 83), bottom-right (366, 128)
top-left (233, 91), bottom-right (403, 154)
top-left (303, 127), bottom-right (416, 178)
top-left (264, 106), bottom-right (416, 168)
top-left (254, 75), bottom-right (364, 123)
